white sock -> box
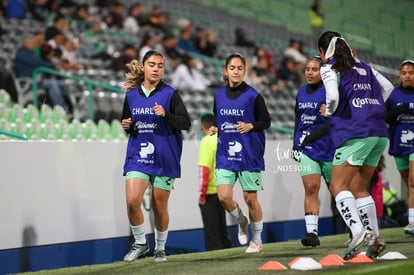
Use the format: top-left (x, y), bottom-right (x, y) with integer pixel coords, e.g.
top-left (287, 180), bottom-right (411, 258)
top-left (305, 214), bottom-right (318, 235)
top-left (230, 206), bottom-right (245, 224)
top-left (251, 220), bottom-right (263, 244)
top-left (155, 229), bottom-right (168, 251)
top-left (356, 196), bottom-right (379, 238)
top-left (130, 223), bottom-right (146, 245)
top-left (335, 191), bottom-right (363, 237)
top-left (409, 208), bottom-right (414, 225)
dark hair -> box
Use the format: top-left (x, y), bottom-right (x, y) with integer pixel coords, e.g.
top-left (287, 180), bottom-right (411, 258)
top-left (225, 53), bottom-right (246, 68)
top-left (40, 43), bottom-right (53, 60)
top-left (309, 55), bottom-right (323, 67)
top-left (200, 113), bottom-right (216, 128)
top-left (142, 49), bottom-right (164, 64)
top-left (318, 31), bottom-right (355, 74)
top-left (223, 53), bottom-right (246, 84)
top-left (181, 53), bottom-right (194, 75)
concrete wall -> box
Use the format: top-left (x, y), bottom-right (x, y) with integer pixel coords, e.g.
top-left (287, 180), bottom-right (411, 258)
top-left (0, 140), bottom-right (400, 251)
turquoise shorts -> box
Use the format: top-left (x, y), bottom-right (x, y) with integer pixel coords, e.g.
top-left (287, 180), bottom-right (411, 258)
top-left (300, 153), bottom-right (332, 183)
top-left (215, 169), bottom-right (263, 191)
top-left (125, 171), bottom-right (175, 191)
top-left (333, 137), bottom-right (387, 167)
top-left (394, 153), bottom-right (414, 171)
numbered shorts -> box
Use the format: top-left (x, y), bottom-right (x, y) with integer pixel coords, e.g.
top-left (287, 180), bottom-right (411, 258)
top-left (215, 169), bottom-right (263, 191)
top-left (299, 153), bottom-right (332, 183)
top-left (333, 137), bottom-right (387, 167)
top-left (394, 152), bottom-right (414, 171)
top-left (125, 171), bottom-right (175, 191)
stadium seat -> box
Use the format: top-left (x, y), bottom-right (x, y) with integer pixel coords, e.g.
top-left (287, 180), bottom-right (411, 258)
top-left (0, 103), bottom-right (10, 120)
top-left (52, 105), bottom-right (69, 124)
top-left (96, 119), bottom-right (112, 140)
top-left (0, 117), bottom-right (10, 132)
top-left (0, 89), bottom-right (12, 107)
top-left (110, 119), bottom-right (127, 141)
top-left (67, 119), bottom-right (82, 140)
top-left (39, 104), bottom-right (54, 123)
top-left (81, 120), bottom-right (98, 140)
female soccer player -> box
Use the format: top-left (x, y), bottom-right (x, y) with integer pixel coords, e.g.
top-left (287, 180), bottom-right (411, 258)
top-left (121, 50), bottom-right (191, 262)
top-left (293, 56), bottom-right (335, 247)
top-left (318, 31), bottom-right (393, 259)
top-left (213, 53), bottom-right (271, 253)
top-left (386, 59), bottom-right (414, 236)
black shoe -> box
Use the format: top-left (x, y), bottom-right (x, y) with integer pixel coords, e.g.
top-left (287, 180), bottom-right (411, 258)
top-left (301, 232), bottom-right (320, 247)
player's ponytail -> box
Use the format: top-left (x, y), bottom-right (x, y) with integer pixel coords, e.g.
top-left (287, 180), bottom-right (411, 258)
top-left (318, 31), bottom-right (355, 74)
top-left (124, 59), bottom-right (144, 91)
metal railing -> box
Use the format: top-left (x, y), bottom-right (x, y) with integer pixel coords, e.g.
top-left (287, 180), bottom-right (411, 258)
top-left (31, 67), bottom-right (123, 120)
top-left (0, 129), bottom-right (28, 140)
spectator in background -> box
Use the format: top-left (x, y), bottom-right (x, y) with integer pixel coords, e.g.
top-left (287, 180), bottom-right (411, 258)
top-left (123, 3), bottom-right (143, 35)
top-left (309, 0), bottom-right (324, 38)
top-left (148, 4), bottom-right (162, 24)
top-left (4, 0), bottom-right (27, 19)
top-left (27, 0), bottom-right (48, 22)
top-left (45, 13), bottom-right (69, 41)
top-left (71, 3), bottom-right (88, 21)
top-left (276, 56), bottom-right (302, 90)
top-left (39, 42), bottom-right (72, 112)
top-left (70, 3), bottom-right (95, 28)
top-left (171, 54), bottom-right (210, 91)
top-left (61, 37), bottom-right (81, 71)
top-left (177, 23), bottom-right (198, 53)
top-left (198, 113), bottom-right (232, 251)
top-left (250, 56), bottom-right (278, 92)
top-left (251, 46), bottom-right (278, 77)
top-left (196, 28), bottom-right (218, 57)
top-left (105, 1), bottom-right (125, 30)
top-left (80, 19), bottom-right (111, 60)
top-left (235, 27), bottom-right (255, 48)
top-left (161, 33), bottom-right (185, 69)
top-left (284, 39), bottom-right (308, 66)
top-left (284, 39), bottom-right (308, 85)
top-left (46, 28), bottom-right (65, 50)
top-left (13, 31), bottom-right (49, 78)
top-left (138, 32), bottom-right (157, 63)
top-left (108, 44), bottom-right (137, 72)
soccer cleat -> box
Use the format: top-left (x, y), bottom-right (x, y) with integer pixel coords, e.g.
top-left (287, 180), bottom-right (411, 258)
top-left (404, 224), bottom-right (414, 236)
top-left (245, 241), bottom-right (263, 253)
top-left (343, 229), bottom-right (372, 260)
top-left (301, 232), bottom-right (320, 247)
top-left (238, 215), bottom-right (249, 245)
top-left (154, 249), bottom-right (167, 262)
top-left (366, 237), bottom-right (386, 259)
top-left (123, 243), bottom-right (149, 262)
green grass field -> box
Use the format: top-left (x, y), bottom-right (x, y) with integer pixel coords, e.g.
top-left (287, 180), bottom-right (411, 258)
top-left (25, 227), bottom-right (414, 275)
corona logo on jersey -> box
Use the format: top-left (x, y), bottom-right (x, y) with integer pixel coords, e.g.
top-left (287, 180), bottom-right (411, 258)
top-left (351, 97), bottom-right (381, 108)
